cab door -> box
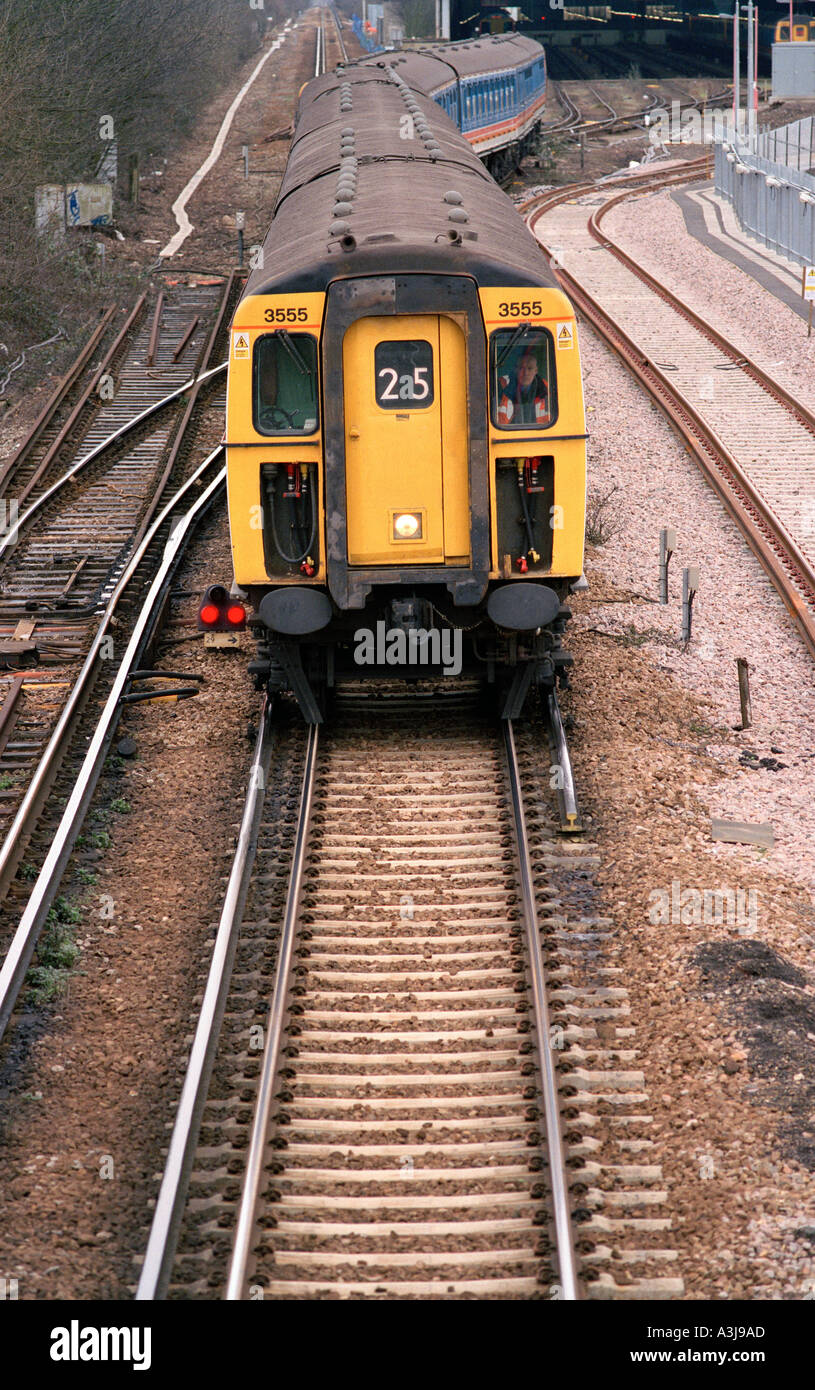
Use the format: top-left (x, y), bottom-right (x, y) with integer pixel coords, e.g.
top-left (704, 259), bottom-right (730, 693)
top-left (342, 314), bottom-right (470, 567)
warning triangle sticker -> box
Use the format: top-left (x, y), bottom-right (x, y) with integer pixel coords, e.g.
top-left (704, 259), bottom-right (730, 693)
top-left (233, 332), bottom-right (250, 357)
top-left (556, 322), bottom-right (574, 349)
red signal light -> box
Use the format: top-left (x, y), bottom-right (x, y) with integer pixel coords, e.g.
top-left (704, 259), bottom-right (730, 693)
top-left (200, 603), bottom-right (220, 625)
top-left (227, 605), bottom-right (246, 626)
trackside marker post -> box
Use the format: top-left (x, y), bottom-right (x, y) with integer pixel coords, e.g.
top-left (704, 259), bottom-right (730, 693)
top-left (736, 656), bottom-right (752, 729)
top-left (802, 266), bottom-right (815, 338)
top-left (659, 527), bottom-right (676, 604)
top-left (682, 565), bottom-right (699, 643)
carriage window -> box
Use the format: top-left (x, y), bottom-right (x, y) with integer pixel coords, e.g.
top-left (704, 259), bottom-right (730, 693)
top-left (254, 332), bottom-right (319, 435)
top-left (375, 340), bottom-right (434, 409)
top-left (490, 327), bottom-right (557, 430)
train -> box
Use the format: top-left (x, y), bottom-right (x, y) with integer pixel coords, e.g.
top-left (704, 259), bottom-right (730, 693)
top-left (208, 33), bottom-right (587, 723)
top-left (369, 34), bottom-right (549, 180)
top-left (775, 14), bottom-right (815, 41)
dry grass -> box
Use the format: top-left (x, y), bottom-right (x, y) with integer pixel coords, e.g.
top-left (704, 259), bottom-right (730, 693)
top-left (585, 480), bottom-right (625, 546)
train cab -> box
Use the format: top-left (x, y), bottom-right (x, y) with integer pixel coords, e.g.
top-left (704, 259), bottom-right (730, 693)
top-left (221, 55), bottom-right (585, 721)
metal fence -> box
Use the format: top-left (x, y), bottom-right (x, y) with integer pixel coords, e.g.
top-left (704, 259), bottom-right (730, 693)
top-left (715, 127), bottom-right (815, 268)
top-left (755, 115), bottom-right (815, 172)
top-left (352, 15), bottom-right (381, 52)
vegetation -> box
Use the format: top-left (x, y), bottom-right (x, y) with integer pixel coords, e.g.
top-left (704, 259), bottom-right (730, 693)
top-left (585, 481), bottom-right (624, 547)
top-left (534, 132), bottom-right (568, 183)
top-left (398, 0), bottom-right (435, 39)
top-left (0, 0), bottom-right (281, 377)
top-left (28, 896), bottom-right (81, 1004)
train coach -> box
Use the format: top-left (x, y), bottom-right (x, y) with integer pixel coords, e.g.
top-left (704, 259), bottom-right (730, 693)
top-left (362, 33), bottom-right (548, 180)
top-left (213, 45), bottom-right (587, 723)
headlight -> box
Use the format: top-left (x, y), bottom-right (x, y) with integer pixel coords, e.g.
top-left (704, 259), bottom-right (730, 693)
top-left (393, 512), bottom-right (422, 540)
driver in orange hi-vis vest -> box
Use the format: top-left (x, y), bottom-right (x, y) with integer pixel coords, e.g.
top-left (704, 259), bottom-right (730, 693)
top-left (497, 347), bottom-right (550, 426)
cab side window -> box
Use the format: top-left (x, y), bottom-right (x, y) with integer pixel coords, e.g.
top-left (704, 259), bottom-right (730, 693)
top-left (254, 333), bottom-right (319, 435)
top-left (490, 328), bottom-right (557, 430)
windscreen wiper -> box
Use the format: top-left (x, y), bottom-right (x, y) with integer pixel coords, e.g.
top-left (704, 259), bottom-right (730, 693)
top-left (497, 320), bottom-right (532, 369)
top-left (274, 328), bottom-right (310, 375)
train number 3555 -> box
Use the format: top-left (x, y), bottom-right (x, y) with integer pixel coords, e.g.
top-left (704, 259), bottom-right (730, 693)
top-left (498, 301), bottom-right (543, 317)
top-left (264, 307), bottom-right (309, 322)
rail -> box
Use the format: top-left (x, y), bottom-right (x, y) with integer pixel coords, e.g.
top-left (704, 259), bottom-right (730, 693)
top-left (0, 448), bottom-right (226, 1041)
top-left (527, 162), bottom-right (815, 657)
top-left (135, 695), bottom-right (275, 1301)
top-left (224, 722), bottom-right (319, 1300)
top-left (330, 4), bottom-right (348, 64)
top-left (136, 693), bottom-right (587, 1301)
top-left (503, 716), bottom-right (578, 1300)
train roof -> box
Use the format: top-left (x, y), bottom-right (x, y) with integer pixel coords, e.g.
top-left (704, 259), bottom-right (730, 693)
top-left (368, 33), bottom-right (545, 94)
top-left (242, 56), bottom-right (549, 300)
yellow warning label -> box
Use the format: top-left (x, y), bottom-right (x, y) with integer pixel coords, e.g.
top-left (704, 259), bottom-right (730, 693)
top-left (803, 266), bottom-right (815, 302)
top-left (555, 321), bottom-right (574, 350)
top-left (233, 331), bottom-right (250, 358)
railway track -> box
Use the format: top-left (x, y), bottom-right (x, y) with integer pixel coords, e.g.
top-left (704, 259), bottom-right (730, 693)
top-left (315, 5), bottom-right (347, 77)
top-left (0, 301), bottom-right (144, 505)
top-left (0, 279), bottom-right (228, 616)
top-left (0, 444), bottom-right (228, 1040)
top-left (328, 5), bottom-right (348, 65)
top-left (0, 273), bottom-right (245, 1020)
top-left (0, 24), bottom-right (698, 1302)
top-left (542, 80), bottom-right (730, 144)
top-left (137, 688), bottom-right (681, 1301)
top-left (526, 165), bottom-right (815, 658)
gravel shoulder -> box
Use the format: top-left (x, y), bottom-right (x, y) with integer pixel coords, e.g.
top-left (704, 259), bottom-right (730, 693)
top-left (604, 183), bottom-right (815, 413)
top-left (564, 319), bottom-right (815, 1298)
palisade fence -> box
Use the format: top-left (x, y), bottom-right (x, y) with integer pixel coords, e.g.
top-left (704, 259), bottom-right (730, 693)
top-left (352, 14), bottom-right (381, 51)
top-left (714, 116), bottom-right (815, 268)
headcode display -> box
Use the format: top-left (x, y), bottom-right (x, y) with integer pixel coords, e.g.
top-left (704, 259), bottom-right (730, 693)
top-left (374, 340), bottom-right (434, 409)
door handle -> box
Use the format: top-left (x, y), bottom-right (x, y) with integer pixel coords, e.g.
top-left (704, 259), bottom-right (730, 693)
top-left (349, 427), bottom-right (360, 439)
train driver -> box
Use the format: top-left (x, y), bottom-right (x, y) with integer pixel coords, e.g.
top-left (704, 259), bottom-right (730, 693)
top-left (497, 347), bottom-right (550, 427)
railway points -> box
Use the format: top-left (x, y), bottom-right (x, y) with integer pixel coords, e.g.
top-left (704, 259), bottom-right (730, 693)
top-left (0, 271), bottom-right (244, 1017)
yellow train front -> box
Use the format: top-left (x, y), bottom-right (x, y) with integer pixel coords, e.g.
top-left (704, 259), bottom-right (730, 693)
top-left (775, 14), bottom-right (815, 40)
top-left (221, 56), bottom-right (586, 722)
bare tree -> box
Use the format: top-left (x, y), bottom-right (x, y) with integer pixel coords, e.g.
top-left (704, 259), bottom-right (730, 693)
top-left (0, 0), bottom-right (267, 354)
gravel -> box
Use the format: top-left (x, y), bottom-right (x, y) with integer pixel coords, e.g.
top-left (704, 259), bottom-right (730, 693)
top-left (605, 185), bottom-right (815, 414)
top-left (576, 216), bottom-right (815, 903)
top-left (564, 305), bottom-right (815, 1297)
